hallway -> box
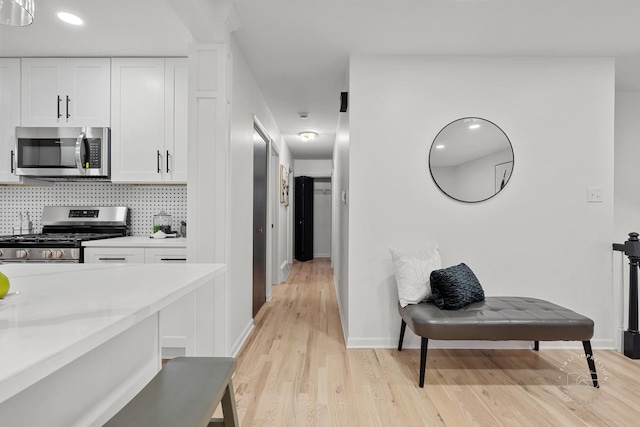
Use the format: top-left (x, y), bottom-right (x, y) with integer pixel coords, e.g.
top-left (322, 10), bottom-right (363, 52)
top-left (231, 259), bottom-right (640, 426)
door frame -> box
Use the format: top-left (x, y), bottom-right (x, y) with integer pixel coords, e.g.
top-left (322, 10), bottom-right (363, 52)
top-left (253, 116), bottom-right (278, 303)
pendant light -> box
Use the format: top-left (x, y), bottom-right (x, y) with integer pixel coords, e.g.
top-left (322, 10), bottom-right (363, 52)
top-left (0, 0), bottom-right (35, 26)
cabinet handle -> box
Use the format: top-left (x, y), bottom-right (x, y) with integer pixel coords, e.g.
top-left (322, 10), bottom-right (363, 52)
top-left (166, 150), bottom-right (170, 173)
top-left (66, 96), bottom-right (70, 119)
top-left (10, 150), bottom-right (15, 173)
top-left (98, 257), bottom-right (126, 261)
top-left (57, 95), bottom-right (62, 118)
top-left (157, 150), bottom-right (161, 173)
top-left (160, 258), bottom-right (186, 262)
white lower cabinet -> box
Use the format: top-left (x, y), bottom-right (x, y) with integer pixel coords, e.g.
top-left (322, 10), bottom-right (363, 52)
top-left (83, 247), bottom-right (145, 263)
top-left (83, 246), bottom-right (190, 358)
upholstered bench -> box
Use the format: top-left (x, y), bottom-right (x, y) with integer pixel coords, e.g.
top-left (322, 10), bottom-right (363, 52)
top-left (397, 296), bottom-right (598, 388)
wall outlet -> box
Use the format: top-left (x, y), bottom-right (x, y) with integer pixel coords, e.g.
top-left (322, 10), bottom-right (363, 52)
top-left (587, 187), bottom-right (603, 203)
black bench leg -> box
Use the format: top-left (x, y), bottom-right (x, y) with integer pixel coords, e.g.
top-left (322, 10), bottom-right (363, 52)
top-left (582, 340), bottom-right (599, 388)
top-left (419, 337), bottom-right (428, 388)
top-left (398, 320), bottom-right (407, 351)
top-left (533, 341), bottom-right (539, 351)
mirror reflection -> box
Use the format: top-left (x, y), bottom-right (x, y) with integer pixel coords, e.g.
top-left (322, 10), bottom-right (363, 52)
top-left (429, 117), bottom-right (513, 203)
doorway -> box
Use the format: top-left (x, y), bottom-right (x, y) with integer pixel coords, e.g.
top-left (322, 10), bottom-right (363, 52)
top-left (253, 123), bottom-right (268, 317)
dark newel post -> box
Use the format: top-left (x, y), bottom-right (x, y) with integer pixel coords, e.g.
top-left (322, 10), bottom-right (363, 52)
top-left (613, 232), bottom-right (640, 359)
top-left (630, 247), bottom-right (639, 334)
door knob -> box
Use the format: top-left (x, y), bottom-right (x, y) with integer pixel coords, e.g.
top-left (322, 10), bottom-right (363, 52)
top-left (257, 227), bottom-right (264, 233)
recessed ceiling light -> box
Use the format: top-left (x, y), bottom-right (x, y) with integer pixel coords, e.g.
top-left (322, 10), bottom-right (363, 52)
top-left (436, 144), bottom-right (445, 149)
top-left (469, 124), bottom-right (480, 130)
top-left (298, 131), bottom-right (318, 142)
top-left (57, 11), bottom-right (83, 26)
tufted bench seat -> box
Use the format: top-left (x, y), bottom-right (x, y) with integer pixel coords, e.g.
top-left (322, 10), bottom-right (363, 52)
top-left (398, 296), bottom-right (598, 388)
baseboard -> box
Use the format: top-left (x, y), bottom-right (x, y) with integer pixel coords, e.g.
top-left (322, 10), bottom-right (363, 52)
top-left (230, 319), bottom-right (254, 358)
top-left (280, 261), bottom-right (290, 283)
top-left (314, 253), bottom-right (330, 258)
top-left (334, 277), bottom-right (348, 345)
top-left (346, 336), bottom-right (616, 351)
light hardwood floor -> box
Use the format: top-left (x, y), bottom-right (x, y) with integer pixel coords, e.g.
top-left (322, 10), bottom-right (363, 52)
top-left (231, 259), bottom-right (640, 426)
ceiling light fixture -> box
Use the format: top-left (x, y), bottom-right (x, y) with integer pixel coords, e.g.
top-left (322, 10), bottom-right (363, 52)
top-left (0, 0), bottom-right (34, 26)
top-left (298, 131), bottom-right (318, 142)
top-left (468, 123), bottom-right (480, 130)
top-left (436, 144), bottom-right (445, 149)
top-left (298, 112), bottom-right (310, 119)
top-left (57, 11), bottom-right (83, 26)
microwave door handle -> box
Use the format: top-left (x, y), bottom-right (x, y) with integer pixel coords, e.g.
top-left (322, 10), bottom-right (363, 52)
top-left (75, 131), bottom-right (86, 175)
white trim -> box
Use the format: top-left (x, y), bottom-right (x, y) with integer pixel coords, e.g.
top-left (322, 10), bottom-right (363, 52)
top-left (314, 253), bottom-right (331, 258)
top-left (280, 260), bottom-right (290, 283)
top-left (335, 277), bottom-right (349, 345)
top-left (230, 320), bottom-right (254, 358)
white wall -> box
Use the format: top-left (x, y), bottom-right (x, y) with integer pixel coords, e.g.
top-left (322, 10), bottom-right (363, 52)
top-left (313, 179), bottom-right (332, 257)
top-left (348, 56), bottom-right (615, 349)
top-left (333, 109), bottom-right (350, 341)
top-left (227, 36), bottom-right (292, 354)
top-left (613, 91), bottom-right (640, 351)
top-left (294, 159), bottom-right (332, 177)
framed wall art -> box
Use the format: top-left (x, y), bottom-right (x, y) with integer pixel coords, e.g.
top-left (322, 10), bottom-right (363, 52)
top-left (280, 164), bottom-right (289, 206)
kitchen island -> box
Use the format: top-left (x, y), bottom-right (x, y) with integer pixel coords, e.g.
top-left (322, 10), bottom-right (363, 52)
top-left (0, 262), bottom-right (226, 427)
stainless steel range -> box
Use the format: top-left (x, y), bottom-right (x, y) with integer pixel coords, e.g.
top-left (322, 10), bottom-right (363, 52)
top-left (0, 206), bottom-right (129, 263)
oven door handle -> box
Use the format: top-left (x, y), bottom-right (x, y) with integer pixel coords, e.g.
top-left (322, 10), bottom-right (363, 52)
top-left (75, 130), bottom-right (87, 175)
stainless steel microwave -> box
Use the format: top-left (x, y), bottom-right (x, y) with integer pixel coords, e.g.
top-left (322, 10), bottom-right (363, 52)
top-left (15, 127), bottom-right (110, 179)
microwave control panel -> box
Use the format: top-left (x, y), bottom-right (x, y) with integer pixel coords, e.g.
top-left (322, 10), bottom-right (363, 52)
top-left (87, 139), bottom-right (101, 168)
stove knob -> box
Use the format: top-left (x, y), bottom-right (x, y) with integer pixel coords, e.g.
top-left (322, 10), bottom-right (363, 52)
top-left (16, 249), bottom-right (29, 259)
top-left (0, 249), bottom-right (3, 257)
top-left (54, 250), bottom-right (64, 259)
top-left (43, 250), bottom-right (53, 258)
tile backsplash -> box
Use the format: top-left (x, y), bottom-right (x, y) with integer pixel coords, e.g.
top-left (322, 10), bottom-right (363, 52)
top-left (0, 183), bottom-right (187, 235)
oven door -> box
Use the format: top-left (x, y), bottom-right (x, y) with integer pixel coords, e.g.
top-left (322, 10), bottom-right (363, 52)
top-left (15, 127), bottom-right (110, 178)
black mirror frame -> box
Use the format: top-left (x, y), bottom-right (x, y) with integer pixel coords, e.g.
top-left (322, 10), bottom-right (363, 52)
top-left (428, 117), bottom-right (514, 203)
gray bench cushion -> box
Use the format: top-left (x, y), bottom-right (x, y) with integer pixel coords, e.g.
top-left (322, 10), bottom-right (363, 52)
top-left (398, 296), bottom-right (594, 341)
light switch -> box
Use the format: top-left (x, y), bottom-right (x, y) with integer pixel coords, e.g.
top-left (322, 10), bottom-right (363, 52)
top-left (587, 187), bottom-right (603, 203)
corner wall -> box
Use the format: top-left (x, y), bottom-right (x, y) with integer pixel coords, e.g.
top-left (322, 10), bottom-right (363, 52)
top-left (227, 36), bottom-right (292, 354)
top-left (333, 110), bottom-right (350, 342)
top-left (348, 56), bottom-right (615, 349)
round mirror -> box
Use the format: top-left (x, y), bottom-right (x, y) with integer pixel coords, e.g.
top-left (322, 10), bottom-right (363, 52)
top-left (429, 117), bottom-right (514, 203)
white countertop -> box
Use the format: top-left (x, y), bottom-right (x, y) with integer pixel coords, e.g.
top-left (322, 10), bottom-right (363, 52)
top-left (82, 236), bottom-right (187, 248)
top-left (0, 262), bottom-right (225, 404)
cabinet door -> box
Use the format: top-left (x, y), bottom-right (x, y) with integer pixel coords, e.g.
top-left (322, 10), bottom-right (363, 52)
top-left (65, 58), bottom-right (111, 127)
top-left (83, 247), bottom-right (145, 263)
top-left (111, 58), bottom-right (165, 183)
top-left (144, 247), bottom-right (193, 358)
top-left (21, 58), bottom-right (65, 127)
top-left (144, 247), bottom-right (187, 263)
top-left (0, 59), bottom-right (21, 183)
top-left (164, 59), bottom-right (188, 183)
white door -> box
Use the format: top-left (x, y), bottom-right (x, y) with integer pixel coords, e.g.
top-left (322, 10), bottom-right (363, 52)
top-left (111, 58), bottom-right (165, 183)
top-left (0, 59), bottom-right (21, 183)
top-left (164, 58), bottom-right (188, 183)
top-left (21, 58), bottom-right (65, 127)
top-left (65, 58), bottom-right (111, 127)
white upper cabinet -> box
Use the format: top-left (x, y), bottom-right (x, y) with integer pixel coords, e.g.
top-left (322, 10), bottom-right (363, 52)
top-left (111, 58), bottom-right (187, 184)
top-left (0, 58), bottom-right (21, 183)
top-left (164, 59), bottom-right (188, 183)
top-left (21, 58), bottom-right (110, 127)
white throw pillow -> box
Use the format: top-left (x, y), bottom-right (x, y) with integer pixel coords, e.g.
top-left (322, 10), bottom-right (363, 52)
top-left (389, 244), bottom-right (442, 307)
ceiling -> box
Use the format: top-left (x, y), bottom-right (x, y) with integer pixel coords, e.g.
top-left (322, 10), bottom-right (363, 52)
top-left (2, 1), bottom-right (640, 159)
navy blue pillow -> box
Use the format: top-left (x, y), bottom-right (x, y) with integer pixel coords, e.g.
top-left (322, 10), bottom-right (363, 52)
top-left (430, 263), bottom-right (485, 310)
